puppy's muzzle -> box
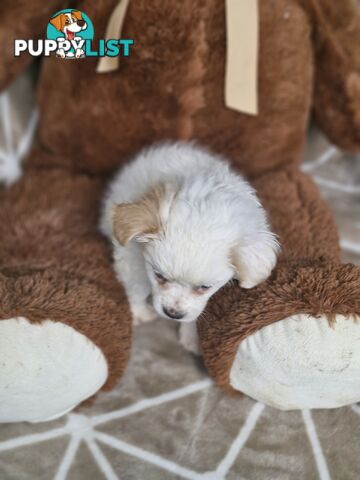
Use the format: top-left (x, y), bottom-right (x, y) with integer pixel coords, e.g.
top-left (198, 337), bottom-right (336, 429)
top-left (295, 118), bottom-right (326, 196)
top-left (77, 19), bottom-right (86, 27)
top-left (162, 307), bottom-right (185, 320)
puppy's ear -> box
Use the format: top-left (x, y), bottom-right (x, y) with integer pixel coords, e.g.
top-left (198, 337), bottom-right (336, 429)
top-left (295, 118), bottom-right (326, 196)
top-left (231, 232), bottom-right (279, 288)
top-left (50, 14), bottom-right (65, 31)
top-left (112, 203), bottom-right (158, 246)
top-left (112, 185), bottom-right (168, 246)
top-left (71, 10), bottom-right (83, 21)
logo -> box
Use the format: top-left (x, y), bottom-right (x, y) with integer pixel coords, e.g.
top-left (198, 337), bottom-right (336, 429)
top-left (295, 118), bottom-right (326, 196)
top-left (14, 9), bottom-right (134, 60)
top-left (47, 9), bottom-right (94, 59)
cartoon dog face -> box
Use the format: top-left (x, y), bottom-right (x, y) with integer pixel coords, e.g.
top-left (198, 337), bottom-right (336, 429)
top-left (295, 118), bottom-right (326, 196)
top-left (50, 11), bottom-right (87, 40)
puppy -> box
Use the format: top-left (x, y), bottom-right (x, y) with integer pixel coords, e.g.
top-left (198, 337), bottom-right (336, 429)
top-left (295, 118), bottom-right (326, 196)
top-left (100, 143), bottom-right (279, 353)
top-left (50, 10), bottom-right (87, 58)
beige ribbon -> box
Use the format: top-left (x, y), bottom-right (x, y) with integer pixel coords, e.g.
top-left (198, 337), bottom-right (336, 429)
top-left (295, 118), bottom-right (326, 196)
top-left (96, 0), bottom-right (130, 73)
top-left (225, 0), bottom-right (258, 115)
top-left (97, 0), bottom-right (259, 116)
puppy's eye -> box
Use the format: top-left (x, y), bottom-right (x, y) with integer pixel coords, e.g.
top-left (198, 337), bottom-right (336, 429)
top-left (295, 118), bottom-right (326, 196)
top-left (194, 285), bottom-right (211, 294)
top-left (65, 18), bottom-right (70, 24)
top-left (154, 271), bottom-right (168, 284)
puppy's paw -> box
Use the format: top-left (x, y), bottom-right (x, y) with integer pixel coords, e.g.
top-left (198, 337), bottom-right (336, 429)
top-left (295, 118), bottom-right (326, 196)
top-left (131, 302), bottom-right (157, 326)
top-left (179, 322), bottom-right (201, 355)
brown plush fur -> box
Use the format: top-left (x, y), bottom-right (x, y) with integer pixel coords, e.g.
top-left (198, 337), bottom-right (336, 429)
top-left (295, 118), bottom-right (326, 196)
top-left (3, 0), bottom-right (314, 177)
top-left (0, 0), bottom-right (359, 396)
top-left (0, 0), bottom-right (66, 89)
top-left (307, 0), bottom-right (360, 151)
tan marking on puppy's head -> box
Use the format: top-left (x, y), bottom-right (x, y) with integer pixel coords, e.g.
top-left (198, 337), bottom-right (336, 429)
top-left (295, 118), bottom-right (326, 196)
top-left (112, 185), bottom-right (168, 246)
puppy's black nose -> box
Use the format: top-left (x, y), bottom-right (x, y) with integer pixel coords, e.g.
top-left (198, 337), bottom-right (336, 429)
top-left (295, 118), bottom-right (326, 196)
top-left (162, 307), bottom-right (185, 320)
top-left (77, 19), bottom-right (85, 27)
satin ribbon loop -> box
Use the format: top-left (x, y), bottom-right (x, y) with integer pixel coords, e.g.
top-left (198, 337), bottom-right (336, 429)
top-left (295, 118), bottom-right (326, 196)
top-left (97, 0), bottom-right (259, 115)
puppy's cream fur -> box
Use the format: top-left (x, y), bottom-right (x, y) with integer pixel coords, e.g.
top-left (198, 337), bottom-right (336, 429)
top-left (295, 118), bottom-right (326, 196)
top-left (100, 143), bottom-right (279, 352)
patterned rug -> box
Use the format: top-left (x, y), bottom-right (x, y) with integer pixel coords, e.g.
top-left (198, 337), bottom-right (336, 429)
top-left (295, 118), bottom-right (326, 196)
top-left (0, 72), bottom-right (359, 480)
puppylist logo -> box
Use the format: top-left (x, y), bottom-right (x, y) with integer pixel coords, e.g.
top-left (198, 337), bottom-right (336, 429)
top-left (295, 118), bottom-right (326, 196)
top-left (14, 9), bottom-right (134, 60)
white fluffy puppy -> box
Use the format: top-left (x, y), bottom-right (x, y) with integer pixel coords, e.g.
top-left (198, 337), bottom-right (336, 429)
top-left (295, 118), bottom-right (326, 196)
top-left (100, 143), bottom-right (279, 353)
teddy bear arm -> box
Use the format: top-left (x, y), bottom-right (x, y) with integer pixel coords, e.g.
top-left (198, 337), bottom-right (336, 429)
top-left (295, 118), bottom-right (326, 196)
top-left (307, 0), bottom-right (360, 151)
top-left (0, 0), bottom-right (65, 91)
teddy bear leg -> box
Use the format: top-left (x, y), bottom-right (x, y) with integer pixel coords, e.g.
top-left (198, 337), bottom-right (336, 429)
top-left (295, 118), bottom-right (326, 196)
top-left (0, 168), bottom-right (132, 422)
top-left (198, 168), bottom-right (360, 409)
top-left (306, 0), bottom-right (360, 150)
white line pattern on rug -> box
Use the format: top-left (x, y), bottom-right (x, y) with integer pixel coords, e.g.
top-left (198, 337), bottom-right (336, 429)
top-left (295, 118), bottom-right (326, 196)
top-left (85, 437), bottom-right (120, 480)
top-left (215, 402), bottom-right (265, 479)
top-left (0, 426), bottom-right (70, 452)
top-left (0, 381), bottom-right (219, 479)
top-left (90, 379), bottom-right (213, 426)
top-left (95, 431), bottom-right (205, 480)
top-left (0, 385), bottom-right (278, 480)
top-left (54, 435), bottom-right (82, 480)
top-left (313, 176), bottom-right (360, 194)
top-left (340, 238), bottom-right (360, 255)
top-left (301, 146), bottom-right (338, 173)
top-left (302, 410), bottom-right (331, 480)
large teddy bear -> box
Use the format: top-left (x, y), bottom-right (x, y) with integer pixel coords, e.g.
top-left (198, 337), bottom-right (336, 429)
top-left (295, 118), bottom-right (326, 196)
top-left (0, 0), bottom-right (360, 422)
